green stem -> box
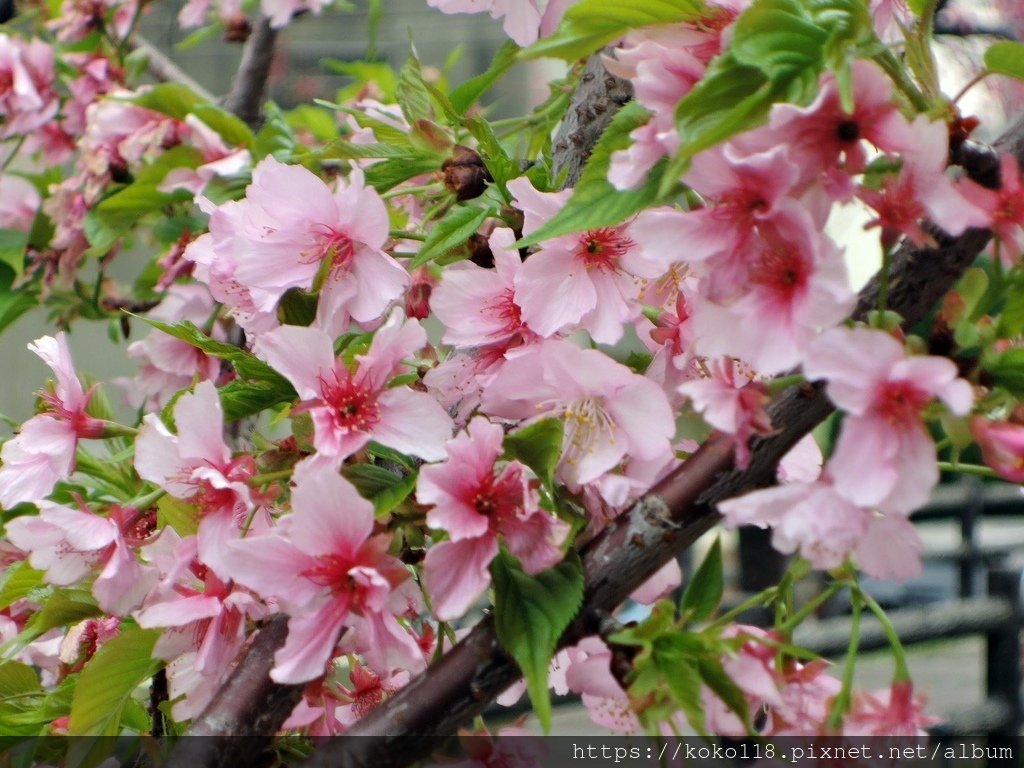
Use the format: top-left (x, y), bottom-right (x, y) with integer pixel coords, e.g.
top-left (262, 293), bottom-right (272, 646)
top-left (129, 487), bottom-right (166, 510)
top-left (389, 229), bottom-right (427, 242)
top-left (826, 587), bottom-right (862, 729)
top-left (382, 184), bottom-right (437, 200)
top-left (859, 589), bottom-right (910, 682)
top-left (98, 420), bottom-right (139, 439)
top-left (937, 461), bottom-right (998, 478)
top-left (779, 580), bottom-right (848, 634)
top-left (768, 373), bottom-right (806, 396)
top-left (250, 468), bottom-right (293, 486)
top-left (705, 587), bottom-right (778, 632)
top-left (1, 136), bottom-right (25, 172)
top-left (873, 50), bottom-right (931, 112)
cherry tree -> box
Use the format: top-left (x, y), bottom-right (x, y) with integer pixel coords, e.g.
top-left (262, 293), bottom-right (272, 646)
top-left (0, 0), bottom-right (1022, 765)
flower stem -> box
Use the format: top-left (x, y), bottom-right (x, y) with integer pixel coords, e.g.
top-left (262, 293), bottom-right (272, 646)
top-left (937, 461), bottom-right (998, 478)
top-left (826, 586), bottom-right (862, 729)
top-left (130, 487), bottom-right (166, 510)
top-left (250, 468), bottom-right (293, 486)
top-left (859, 588), bottom-right (911, 682)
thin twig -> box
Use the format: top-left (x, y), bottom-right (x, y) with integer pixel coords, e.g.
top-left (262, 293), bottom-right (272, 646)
top-left (128, 36), bottom-right (217, 102)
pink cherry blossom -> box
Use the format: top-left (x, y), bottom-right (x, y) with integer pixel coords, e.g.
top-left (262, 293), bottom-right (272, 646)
top-left (768, 660), bottom-right (842, 735)
top-left (718, 479), bottom-right (870, 572)
top-left (508, 178), bottom-right (677, 344)
top-left (563, 637), bottom-right (640, 734)
top-left (224, 470), bottom-right (421, 683)
top-left (767, 60), bottom-right (916, 184)
top-left (857, 116), bottom-right (989, 248)
top-left (0, 333), bottom-right (106, 508)
top-left (843, 679), bottom-right (938, 736)
top-left (678, 356), bottom-right (772, 469)
top-left (629, 144), bottom-right (802, 300)
top-left (431, 228), bottom-right (537, 350)
top-left (253, 313), bottom-right (453, 463)
top-left (135, 533), bottom-right (264, 676)
top-left (0, 174), bottom-right (41, 231)
top-left (192, 156), bottom-right (408, 337)
top-left (691, 202), bottom-right (856, 375)
top-left (417, 417), bottom-right (568, 620)
top-left (121, 284), bottom-right (223, 409)
top-left (285, 664), bottom-right (411, 735)
top-left (425, 0), bottom-right (571, 47)
top-left (134, 380), bottom-right (256, 577)
top-left (804, 326), bottom-right (973, 514)
top-left (971, 416), bottom-right (1024, 482)
top-left (0, 36), bottom-right (58, 139)
top-left (703, 625), bottom-right (782, 736)
top-left (4, 501), bottom-right (156, 615)
top-left (961, 153), bottom-right (1024, 262)
top-left (480, 339), bottom-right (675, 488)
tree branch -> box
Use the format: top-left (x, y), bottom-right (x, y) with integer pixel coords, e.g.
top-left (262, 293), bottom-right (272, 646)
top-left (551, 53), bottom-right (633, 188)
top-left (223, 16), bottom-right (278, 129)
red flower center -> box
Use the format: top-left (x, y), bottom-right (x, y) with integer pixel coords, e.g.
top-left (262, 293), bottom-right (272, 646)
top-left (319, 372), bottom-right (382, 433)
top-left (875, 380), bottom-right (931, 426)
top-left (576, 227), bottom-right (635, 272)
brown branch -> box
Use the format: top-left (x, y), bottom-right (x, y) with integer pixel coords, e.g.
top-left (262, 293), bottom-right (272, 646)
top-left (551, 53), bottom-right (633, 188)
top-left (223, 16), bottom-right (279, 129)
top-left (128, 36), bottom-right (217, 102)
top-left (167, 616), bottom-right (302, 766)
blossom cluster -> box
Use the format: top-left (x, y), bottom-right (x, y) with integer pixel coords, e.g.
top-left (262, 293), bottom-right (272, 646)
top-left (1, 0), bottom-right (1024, 751)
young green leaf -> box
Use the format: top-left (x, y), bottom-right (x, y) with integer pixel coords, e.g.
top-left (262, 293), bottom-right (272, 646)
top-left (450, 40), bottom-right (520, 113)
top-left (68, 626), bottom-right (161, 736)
top-left (524, 0), bottom-right (707, 62)
top-left (680, 538), bottom-right (723, 623)
top-left (516, 101), bottom-right (665, 245)
top-left (342, 463), bottom-right (418, 516)
top-left (492, 550), bottom-right (584, 732)
top-left (0, 229), bottom-right (28, 276)
top-left (410, 206), bottom-right (490, 268)
top-left (985, 41), bottom-right (1024, 81)
top-left (503, 418), bottom-right (564, 489)
top-left (652, 633), bottom-right (706, 733)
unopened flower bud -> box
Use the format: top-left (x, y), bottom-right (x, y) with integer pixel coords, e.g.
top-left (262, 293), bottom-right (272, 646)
top-left (441, 145), bottom-right (491, 201)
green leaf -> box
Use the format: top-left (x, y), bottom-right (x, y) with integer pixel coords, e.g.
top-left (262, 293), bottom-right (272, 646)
top-left (24, 590), bottom-right (101, 639)
top-left (397, 53), bottom-right (433, 125)
top-left (0, 229), bottom-right (28, 276)
top-left (341, 463), bottom-right (418, 516)
top-left (410, 206), bottom-right (490, 268)
top-left (253, 103), bottom-right (297, 160)
top-left (680, 538), bottom-right (722, 623)
top-left (0, 266), bottom-right (36, 334)
top-left (517, 101), bottom-right (664, 244)
top-left (192, 103), bottom-right (255, 148)
top-left (317, 140), bottom-right (415, 160)
top-left (123, 83), bottom-right (202, 121)
top-left (999, 288), bottom-right (1024, 337)
top-left (0, 561), bottom-right (44, 612)
top-left (68, 626), bottom-right (160, 736)
top-left (985, 41), bottom-right (1024, 81)
top-left (697, 656), bottom-right (750, 727)
top-left (984, 347), bottom-right (1024, 397)
top-left (652, 634), bottom-right (706, 733)
top-left (138, 318), bottom-right (289, 384)
top-left (524, 0), bottom-right (707, 61)
top-left (492, 550), bottom-right (584, 732)
top-left (364, 155), bottom-right (441, 192)
top-left (673, 0), bottom-right (870, 161)
top-left (157, 495), bottom-right (198, 537)
top-left (218, 377), bottom-right (298, 422)
top-left (503, 418), bottom-right (564, 489)
top-left (450, 40), bottom-right (520, 113)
